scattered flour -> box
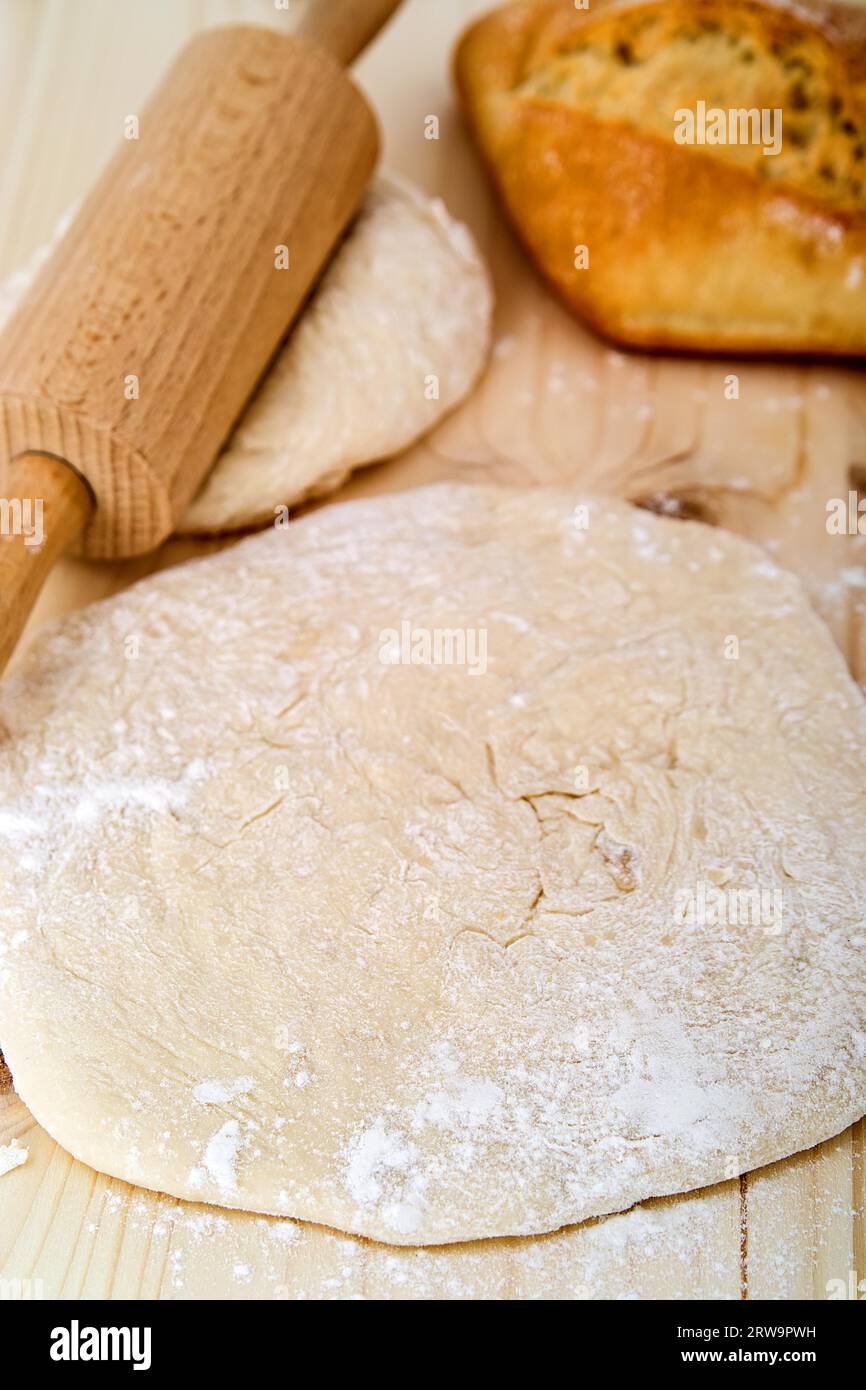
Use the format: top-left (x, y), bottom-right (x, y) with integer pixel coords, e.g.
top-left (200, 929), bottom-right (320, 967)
top-left (193, 1076), bottom-right (254, 1106)
top-left (346, 1119), bottom-right (417, 1206)
top-left (0, 1139), bottom-right (28, 1176)
top-left (189, 1120), bottom-right (241, 1195)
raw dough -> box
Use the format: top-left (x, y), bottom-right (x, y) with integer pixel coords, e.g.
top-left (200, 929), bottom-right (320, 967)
top-left (0, 178), bottom-right (492, 533)
top-left (0, 484), bottom-right (864, 1244)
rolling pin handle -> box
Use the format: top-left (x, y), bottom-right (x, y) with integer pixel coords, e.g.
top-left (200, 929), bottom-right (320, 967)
top-left (0, 2), bottom-right (405, 676)
top-left (295, 0), bottom-right (403, 66)
top-left (0, 452), bottom-right (95, 673)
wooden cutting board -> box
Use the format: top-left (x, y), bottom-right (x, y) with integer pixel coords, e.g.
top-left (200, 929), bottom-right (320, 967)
top-left (1, 0), bottom-right (864, 1300)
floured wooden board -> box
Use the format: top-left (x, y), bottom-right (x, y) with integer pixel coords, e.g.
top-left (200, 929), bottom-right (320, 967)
top-left (0, 1081), bottom-right (742, 1300)
top-left (1, 0), bottom-right (865, 1298)
top-left (1, 1079), bottom-right (862, 1300)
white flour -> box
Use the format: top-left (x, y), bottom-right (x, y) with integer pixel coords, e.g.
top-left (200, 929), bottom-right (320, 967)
top-left (0, 485), bottom-right (863, 1245)
top-left (0, 1139), bottom-right (28, 1176)
top-left (189, 1121), bottom-right (242, 1196)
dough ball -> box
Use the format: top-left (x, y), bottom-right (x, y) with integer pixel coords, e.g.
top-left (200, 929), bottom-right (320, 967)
top-left (0, 178), bottom-right (493, 533)
top-left (0, 484), bottom-right (864, 1244)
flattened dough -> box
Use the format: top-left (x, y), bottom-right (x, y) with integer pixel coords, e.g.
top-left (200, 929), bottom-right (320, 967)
top-left (0, 178), bottom-right (492, 533)
top-left (0, 484), bottom-right (864, 1244)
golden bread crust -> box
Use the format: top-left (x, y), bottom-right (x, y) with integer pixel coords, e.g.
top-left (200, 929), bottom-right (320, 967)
top-left (455, 0), bottom-right (866, 355)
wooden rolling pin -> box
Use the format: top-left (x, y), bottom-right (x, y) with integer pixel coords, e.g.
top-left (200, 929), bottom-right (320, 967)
top-left (0, 0), bottom-right (402, 672)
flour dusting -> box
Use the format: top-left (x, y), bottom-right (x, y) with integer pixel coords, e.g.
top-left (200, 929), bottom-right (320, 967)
top-left (0, 1139), bottom-right (28, 1176)
top-left (0, 485), bottom-right (864, 1245)
top-left (189, 1120), bottom-right (242, 1195)
top-left (193, 1077), bottom-right (254, 1106)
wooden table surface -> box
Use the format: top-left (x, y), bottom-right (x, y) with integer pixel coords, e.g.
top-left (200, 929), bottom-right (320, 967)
top-left (0, 0), bottom-right (865, 1300)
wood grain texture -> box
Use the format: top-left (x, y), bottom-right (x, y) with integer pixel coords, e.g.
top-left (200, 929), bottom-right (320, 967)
top-left (0, 0), bottom-right (864, 1300)
top-left (0, 1089), bottom-right (741, 1300)
top-left (0, 23), bottom-right (378, 559)
top-left (297, 0), bottom-right (404, 65)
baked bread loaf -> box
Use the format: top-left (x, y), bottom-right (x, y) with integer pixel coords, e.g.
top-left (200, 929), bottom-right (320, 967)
top-left (455, 0), bottom-right (866, 356)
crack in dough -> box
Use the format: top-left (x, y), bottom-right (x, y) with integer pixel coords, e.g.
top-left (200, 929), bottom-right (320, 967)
top-left (0, 483), bottom-right (864, 1244)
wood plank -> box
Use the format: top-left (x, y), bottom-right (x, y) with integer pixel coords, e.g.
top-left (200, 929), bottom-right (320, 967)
top-left (0, 1090), bottom-right (740, 1301)
top-left (0, 0), bottom-right (863, 1299)
top-left (746, 1133), bottom-right (857, 1301)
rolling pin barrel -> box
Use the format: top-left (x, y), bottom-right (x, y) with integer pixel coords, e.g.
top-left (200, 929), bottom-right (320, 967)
top-left (0, 23), bottom-right (379, 563)
top-left (0, 1), bottom-right (404, 675)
